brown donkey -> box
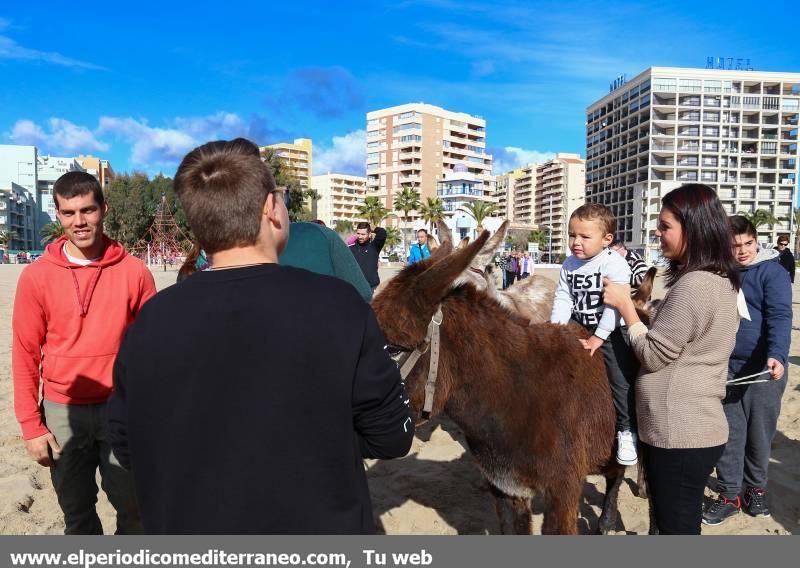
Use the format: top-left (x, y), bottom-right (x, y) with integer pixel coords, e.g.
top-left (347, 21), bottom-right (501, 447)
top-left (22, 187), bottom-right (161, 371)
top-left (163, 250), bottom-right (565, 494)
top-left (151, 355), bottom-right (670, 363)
top-left (372, 232), bottom-right (625, 534)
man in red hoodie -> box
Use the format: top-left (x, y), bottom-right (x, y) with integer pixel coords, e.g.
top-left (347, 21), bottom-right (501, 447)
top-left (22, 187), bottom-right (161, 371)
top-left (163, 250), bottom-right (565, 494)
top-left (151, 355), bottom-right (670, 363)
top-left (12, 171), bottom-right (156, 534)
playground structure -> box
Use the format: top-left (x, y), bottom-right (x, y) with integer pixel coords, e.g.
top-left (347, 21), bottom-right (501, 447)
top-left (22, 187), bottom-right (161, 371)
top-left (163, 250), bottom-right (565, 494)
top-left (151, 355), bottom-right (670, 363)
top-left (129, 195), bottom-right (192, 267)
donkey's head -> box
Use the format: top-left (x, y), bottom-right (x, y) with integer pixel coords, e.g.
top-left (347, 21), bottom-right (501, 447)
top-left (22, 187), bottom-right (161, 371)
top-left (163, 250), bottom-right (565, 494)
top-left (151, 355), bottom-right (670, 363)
top-left (372, 231), bottom-right (491, 419)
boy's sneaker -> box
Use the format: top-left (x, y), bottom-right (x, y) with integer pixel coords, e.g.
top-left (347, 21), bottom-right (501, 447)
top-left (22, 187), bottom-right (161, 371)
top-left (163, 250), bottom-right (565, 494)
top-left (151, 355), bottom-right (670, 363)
top-left (702, 496), bottom-right (740, 526)
top-left (616, 430), bottom-right (638, 465)
top-left (743, 487), bottom-right (770, 518)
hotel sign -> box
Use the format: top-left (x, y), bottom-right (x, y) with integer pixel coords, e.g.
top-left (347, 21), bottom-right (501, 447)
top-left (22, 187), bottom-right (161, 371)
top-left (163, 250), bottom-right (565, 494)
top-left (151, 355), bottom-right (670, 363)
top-left (706, 57), bottom-right (753, 71)
top-left (609, 74), bottom-right (627, 93)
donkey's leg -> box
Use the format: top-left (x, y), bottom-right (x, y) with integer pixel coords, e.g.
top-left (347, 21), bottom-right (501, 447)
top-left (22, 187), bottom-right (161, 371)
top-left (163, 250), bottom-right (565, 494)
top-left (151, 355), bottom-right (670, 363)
top-left (490, 485), bottom-right (532, 534)
top-left (599, 468), bottom-right (625, 535)
top-left (543, 482), bottom-right (582, 535)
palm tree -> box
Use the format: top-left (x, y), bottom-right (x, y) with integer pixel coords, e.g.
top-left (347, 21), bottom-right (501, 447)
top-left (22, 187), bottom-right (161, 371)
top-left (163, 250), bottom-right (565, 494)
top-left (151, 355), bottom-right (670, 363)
top-left (419, 197), bottom-right (445, 234)
top-left (0, 229), bottom-right (17, 249)
top-left (304, 189), bottom-right (321, 219)
top-left (356, 196), bottom-right (389, 228)
top-left (528, 229), bottom-right (546, 251)
top-left (384, 226), bottom-right (402, 252)
top-left (333, 219), bottom-right (353, 235)
top-left (739, 208), bottom-right (779, 230)
top-left (393, 186), bottom-right (421, 253)
top-left (40, 222), bottom-right (64, 246)
top-left (459, 200), bottom-right (498, 236)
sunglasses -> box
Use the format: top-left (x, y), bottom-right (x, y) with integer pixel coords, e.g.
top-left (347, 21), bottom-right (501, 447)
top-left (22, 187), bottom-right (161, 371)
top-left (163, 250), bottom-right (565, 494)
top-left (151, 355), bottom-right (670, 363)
top-left (273, 187), bottom-right (292, 210)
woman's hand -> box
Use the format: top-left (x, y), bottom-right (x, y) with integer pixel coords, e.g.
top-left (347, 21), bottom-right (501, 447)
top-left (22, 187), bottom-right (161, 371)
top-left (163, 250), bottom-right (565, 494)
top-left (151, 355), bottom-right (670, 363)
top-left (602, 278), bottom-right (632, 309)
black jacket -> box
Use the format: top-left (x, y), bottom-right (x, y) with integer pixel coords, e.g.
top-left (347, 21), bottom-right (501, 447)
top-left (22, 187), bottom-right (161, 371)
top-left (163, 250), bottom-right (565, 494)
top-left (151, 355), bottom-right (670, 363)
top-left (349, 227), bottom-right (386, 287)
top-left (778, 248), bottom-right (795, 283)
top-left (108, 264), bottom-right (413, 534)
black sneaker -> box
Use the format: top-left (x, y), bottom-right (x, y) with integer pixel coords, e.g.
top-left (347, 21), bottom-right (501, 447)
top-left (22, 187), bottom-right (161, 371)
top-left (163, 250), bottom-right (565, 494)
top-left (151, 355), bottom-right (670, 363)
top-left (743, 487), bottom-right (770, 518)
top-left (702, 496), bottom-right (741, 526)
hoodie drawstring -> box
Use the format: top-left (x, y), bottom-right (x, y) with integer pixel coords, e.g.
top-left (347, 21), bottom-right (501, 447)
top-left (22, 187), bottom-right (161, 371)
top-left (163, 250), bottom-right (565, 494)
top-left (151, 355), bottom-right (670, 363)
top-left (68, 266), bottom-right (103, 318)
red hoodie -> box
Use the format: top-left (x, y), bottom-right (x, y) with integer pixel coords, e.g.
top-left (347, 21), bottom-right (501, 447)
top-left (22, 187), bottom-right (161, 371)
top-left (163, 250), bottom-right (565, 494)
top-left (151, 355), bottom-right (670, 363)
top-left (12, 236), bottom-right (157, 439)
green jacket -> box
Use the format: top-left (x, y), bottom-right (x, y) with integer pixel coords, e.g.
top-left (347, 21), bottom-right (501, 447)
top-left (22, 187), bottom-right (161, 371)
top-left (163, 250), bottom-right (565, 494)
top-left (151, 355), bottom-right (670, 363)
top-left (279, 223), bottom-right (373, 303)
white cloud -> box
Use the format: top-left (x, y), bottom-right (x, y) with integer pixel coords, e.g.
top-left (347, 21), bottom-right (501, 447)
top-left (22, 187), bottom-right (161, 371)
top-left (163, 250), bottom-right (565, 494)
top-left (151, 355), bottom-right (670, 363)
top-left (313, 130), bottom-right (366, 176)
top-left (98, 112), bottom-right (252, 167)
top-left (492, 147), bottom-right (556, 174)
top-left (0, 34), bottom-right (108, 70)
top-left (10, 118), bottom-right (109, 153)
top-left (97, 117), bottom-right (196, 166)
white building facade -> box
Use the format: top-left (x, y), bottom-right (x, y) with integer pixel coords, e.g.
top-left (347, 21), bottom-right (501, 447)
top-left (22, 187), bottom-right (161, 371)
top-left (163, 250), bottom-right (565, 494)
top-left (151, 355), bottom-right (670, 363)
top-left (586, 67), bottom-right (800, 259)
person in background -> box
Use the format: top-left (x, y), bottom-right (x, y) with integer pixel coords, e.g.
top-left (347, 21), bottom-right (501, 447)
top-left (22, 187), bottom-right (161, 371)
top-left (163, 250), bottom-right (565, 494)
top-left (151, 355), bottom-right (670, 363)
top-left (702, 216), bottom-right (791, 526)
top-left (775, 235), bottom-right (795, 283)
top-left (611, 238), bottom-right (649, 290)
top-left (603, 184), bottom-right (741, 535)
top-left (280, 222), bottom-right (373, 303)
top-left (408, 229), bottom-right (431, 265)
top-left (519, 251), bottom-right (532, 279)
top-left (505, 251), bottom-right (519, 288)
top-left (176, 242), bottom-right (209, 283)
top-left (349, 222), bottom-right (386, 291)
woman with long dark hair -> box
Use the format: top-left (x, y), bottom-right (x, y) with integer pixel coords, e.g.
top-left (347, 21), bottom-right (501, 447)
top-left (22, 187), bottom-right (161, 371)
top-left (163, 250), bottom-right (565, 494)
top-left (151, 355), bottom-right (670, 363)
top-left (603, 184), bottom-right (741, 534)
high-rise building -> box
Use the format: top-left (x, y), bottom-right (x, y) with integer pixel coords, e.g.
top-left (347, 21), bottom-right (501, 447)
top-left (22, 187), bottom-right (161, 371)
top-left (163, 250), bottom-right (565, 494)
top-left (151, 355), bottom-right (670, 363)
top-left (493, 168), bottom-right (525, 219)
top-left (535, 154), bottom-right (586, 256)
top-left (37, 155), bottom-right (87, 224)
top-left (365, 103), bottom-right (493, 218)
top-left (0, 145), bottom-right (38, 198)
top-left (310, 174), bottom-right (368, 226)
top-left (76, 155), bottom-right (115, 194)
top-left (0, 182), bottom-right (37, 251)
top-left (586, 67), bottom-right (800, 259)
top-left (262, 138), bottom-right (313, 189)
top-left (512, 165), bottom-right (537, 225)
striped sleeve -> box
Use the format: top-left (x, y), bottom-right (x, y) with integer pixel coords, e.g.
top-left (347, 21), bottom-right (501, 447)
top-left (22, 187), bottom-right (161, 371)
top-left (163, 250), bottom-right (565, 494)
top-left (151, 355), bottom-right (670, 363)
top-left (627, 251), bottom-right (649, 288)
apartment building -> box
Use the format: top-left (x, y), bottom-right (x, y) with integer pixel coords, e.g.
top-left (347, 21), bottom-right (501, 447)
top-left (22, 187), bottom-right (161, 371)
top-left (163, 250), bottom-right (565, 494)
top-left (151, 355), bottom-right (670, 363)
top-left (534, 154), bottom-right (586, 256)
top-left (77, 155), bottom-right (115, 194)
top-left (493, 168), bottom-right (525, 219)
top-left (311, 173), bottom-right (368, 226)
top-left (0, 183), bottom-right (37, 251)
top-left (262, 138), bottom-right (313, 189)
top-left (512, 165), bottom-right (537, 225)
top-left (37, 155), bottom-right (87, 223)
top-left (365, 103), bottom-right (493, 217)
top-left (586, 67), bottom-right (800, 258)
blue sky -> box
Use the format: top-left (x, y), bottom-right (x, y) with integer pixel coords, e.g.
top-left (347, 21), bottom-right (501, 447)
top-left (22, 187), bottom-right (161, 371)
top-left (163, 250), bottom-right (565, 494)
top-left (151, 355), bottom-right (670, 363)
top-left (1, 0), bottom-right (797, 177)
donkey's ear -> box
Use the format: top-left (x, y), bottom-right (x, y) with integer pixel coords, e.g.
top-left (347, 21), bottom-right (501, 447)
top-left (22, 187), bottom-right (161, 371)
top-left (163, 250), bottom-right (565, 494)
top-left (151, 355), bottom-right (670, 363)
top-left (457, 237), bottom-right (471, 249)
top-left (471, 220), bottom-right (509, 269)
top-left (415, 230), bottom-right (490, 304)
top-left (436, 219), bottom-right (453, 247)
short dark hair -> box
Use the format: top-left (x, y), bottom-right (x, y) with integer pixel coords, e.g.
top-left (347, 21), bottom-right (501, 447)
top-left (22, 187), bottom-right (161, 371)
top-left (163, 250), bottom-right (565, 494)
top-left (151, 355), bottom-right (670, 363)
top-left (570, 203), bottom-right (616, 235)
top-left (356, 222), bottom-right (370, 231)
top-left (416, 229), bottom-right (428, 235)
top-left (730, 215), bottom-right (757, 239)
top-left (661, 184), bottom-right (740, 290)
top-left (777, 235), bottom-right (790, 245)
top-left (174, 138), bottom-right (276, 255)
top-left (53, 171), bottom-right (104, 209)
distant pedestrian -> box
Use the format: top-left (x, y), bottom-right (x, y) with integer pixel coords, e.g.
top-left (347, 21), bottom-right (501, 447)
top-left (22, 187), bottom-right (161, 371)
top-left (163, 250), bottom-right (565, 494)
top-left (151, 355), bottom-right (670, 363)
top-left (408, 229), bottom-right (431, 265)
top-left (505, 252), bottom-right (518, 288)
top-left (519, 251), bottom-right (532, 279)
top-left (349, 222), bottom-right (387, 290)
top-left (611, 238), bottom-right (649, 290)
top-left (775, 236), bottom-right (795, 283)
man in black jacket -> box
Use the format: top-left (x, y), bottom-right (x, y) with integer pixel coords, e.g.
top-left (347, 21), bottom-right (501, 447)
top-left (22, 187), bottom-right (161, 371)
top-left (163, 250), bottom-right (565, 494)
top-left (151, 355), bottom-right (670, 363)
top-left (349, 222), bottom-right (386, 290)
top-left (107, 139), bottom-right (413, 534)
top-left (776, 236), bottom-right (795, 283)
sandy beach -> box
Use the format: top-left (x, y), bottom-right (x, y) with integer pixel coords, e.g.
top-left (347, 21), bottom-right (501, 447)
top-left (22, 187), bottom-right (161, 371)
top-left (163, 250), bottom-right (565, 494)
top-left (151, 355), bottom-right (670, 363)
top-left (0, 263), bottom-right (797, 535)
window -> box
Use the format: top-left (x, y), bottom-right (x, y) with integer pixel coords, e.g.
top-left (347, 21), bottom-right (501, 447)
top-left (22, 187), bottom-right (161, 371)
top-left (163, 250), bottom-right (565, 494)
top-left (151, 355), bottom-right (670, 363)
top-left (653, 77), bottom-right (677, 91)
top-left (398, 111), bottom-right (419, 119)
top-left (392, 123), bottom-right (421, 133)
top-left (367, 141), bottom-right (380, 148)
top-left (704, 80), bottom-right (722, 93)
top-left (679, 78), bottom-right (702, 92)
